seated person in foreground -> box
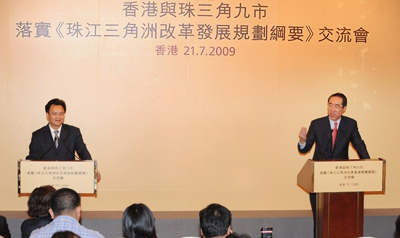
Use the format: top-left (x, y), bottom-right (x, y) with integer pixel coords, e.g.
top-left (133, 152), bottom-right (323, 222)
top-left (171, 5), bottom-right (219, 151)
top-left (0, 215), bottom-right (11, 238)
top-left (21, 185), bottom-right (56, 238)
top-left (226, 233), bottom-right (251, 238)
top-left (122, 203), bottom-right (157, 238)
top-left (199, 203), bottom-right (233, 238)
top-left (30, 188), bottom-right (104, 238)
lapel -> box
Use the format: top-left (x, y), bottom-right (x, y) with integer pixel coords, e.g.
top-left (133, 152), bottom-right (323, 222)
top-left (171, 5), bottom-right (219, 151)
top-left (331, 116), bottom-right (350, 157)
top-left (323, 116), bottom-right (332, 140)
top-left (44, 125), bottom-right (55, 146)
top-left (336, 116), bottom-right (348, 143)
top-left (318, 116), bottom-right (334, 159)
top-left (58, 124), bottom-right (70, 152)
top-left (59, 124), bottom-right (69, 142)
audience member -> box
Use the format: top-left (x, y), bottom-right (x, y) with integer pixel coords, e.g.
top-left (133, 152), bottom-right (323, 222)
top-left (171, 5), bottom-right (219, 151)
top-left (21, 185), bottom-right (56, 238)
top-left (30, 188), bottom-right (104, 238)
top-left (199, 203), bottom-right (233, 238)
top-left (226, 233), bottom-right (251, 238)
top-left (122, 203), bottom-right (157, 238)
top-left (0, 215), bottom-right (11, 238)
top-left (226, 234), bottom-right (241, 238)
top-left (51, 231), bottom-right (81, 238)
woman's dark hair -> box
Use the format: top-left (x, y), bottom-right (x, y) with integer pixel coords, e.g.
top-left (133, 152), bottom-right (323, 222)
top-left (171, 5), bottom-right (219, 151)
top-left (51, 231), bottom-right (81, 238)
top-left (27, 185), bottom-right (56, 219)
top-left (122, 203), bottom-right (157, 238)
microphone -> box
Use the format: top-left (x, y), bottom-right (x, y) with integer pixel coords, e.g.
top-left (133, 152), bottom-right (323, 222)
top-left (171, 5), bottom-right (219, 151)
top-left (62, 139), bottom-right (81, 161)
top-left (320, 129), bottom-right (333, 160)
top-left (36, 141), bottom-right (56, 160)
top-left (338, 128), bottom-right (369, 159)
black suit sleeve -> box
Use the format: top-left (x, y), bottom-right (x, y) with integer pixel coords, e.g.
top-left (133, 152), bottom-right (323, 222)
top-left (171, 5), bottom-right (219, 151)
top-left (73, 127), bottom-right (92, 160)
top-left (298, 120), bottom-right (317, 154)
top-left (26, 132), bottom-right (41, 160)
top-left (347, 120), bottom-right (370, 159)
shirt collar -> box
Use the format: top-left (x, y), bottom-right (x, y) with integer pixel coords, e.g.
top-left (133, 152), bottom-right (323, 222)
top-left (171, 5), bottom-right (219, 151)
top-left (49, 124), bottom-right (62, 138)
top-left (329, 117), bottom-right (341, 129)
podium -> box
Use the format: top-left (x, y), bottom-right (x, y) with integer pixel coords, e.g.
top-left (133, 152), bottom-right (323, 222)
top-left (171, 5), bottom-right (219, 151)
top-left (297, 159), bottom-right (386, 238)
top-left (18, 160), bottom-right (98, 195)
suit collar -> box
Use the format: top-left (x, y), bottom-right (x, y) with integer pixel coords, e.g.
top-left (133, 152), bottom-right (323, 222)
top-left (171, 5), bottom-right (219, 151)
top-left (59, 124), bottom-right (69, 140)
top-left (323, 116), bottom-right (332, 135)
top-left (44, 125), bottom-right (54, 144)
top-left (45, 123), bottom-right (70, 143)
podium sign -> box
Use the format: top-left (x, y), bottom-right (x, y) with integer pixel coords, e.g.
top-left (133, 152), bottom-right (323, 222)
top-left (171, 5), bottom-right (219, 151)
top-left (297, 159), bottom-right (386, 193)
top-left (314, 159), bottom-right (385, 193)
top-left (18, 160), bottom-right (98, 194)
top-left (297, 158), bottom-right (386, 238)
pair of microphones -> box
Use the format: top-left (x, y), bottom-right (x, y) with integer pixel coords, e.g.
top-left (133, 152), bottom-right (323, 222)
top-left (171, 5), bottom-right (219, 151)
top-left (36, 138), bottom-right (81, 161)
top-left (320, 127), bottom-right (368, 160)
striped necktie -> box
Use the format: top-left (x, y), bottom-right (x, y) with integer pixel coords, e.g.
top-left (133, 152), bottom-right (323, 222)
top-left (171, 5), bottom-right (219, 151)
top-left (54, 130), bottom-right (59, 148)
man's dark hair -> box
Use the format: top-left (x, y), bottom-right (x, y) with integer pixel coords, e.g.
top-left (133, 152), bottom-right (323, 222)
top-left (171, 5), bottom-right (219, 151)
top-left (45, 98), bottom-right (66, 113)
top-left (28, 185), bottom-right (56, 219)
top-left (50, 188), bottom-right (80, 217)
top-left (199, 203), bottom-right (232, 238)
top-left (328, 93), bottom-right (347, 107)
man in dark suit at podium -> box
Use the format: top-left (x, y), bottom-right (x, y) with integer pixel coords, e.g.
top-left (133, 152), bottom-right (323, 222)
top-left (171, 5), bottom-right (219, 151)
top-left (26, 98), bottom-right (92, 161)
top-left (297, 92), bottom-right (370, 237)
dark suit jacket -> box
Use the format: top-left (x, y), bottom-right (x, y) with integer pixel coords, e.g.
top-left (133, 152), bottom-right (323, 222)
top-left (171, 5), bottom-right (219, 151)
top-left (0, 215), bottom-right (11, 238)
top-left (26, 124), bottom-right (92, 160)
top-left (298, 116), bottom-right (370, 160)
top-left (20, 217), bottom-right (52, 238)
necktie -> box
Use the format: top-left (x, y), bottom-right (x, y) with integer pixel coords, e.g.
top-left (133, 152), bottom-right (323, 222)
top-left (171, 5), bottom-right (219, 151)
top-left (332, 122), bottom-right (338, 150)
top-left (54, 130), bottom-right (59, 148)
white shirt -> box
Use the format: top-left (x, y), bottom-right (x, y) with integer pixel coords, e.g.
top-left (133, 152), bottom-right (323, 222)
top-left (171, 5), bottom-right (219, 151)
top-left (49, 124), bottom-right (62, 140)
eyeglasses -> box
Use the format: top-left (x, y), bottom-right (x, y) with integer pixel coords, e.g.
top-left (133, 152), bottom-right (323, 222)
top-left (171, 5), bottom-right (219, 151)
top-left (50, 112), bottom-right (65, 116)
top-left (327, 104), bottom-right (343, 111)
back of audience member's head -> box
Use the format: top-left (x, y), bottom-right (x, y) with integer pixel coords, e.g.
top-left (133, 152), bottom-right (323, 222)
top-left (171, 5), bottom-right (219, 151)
top-left (51, 231), bottom-right (81, 238)
top-left (122, 203), bottom-right (157, 238)
top-left (225, 233), bottom-right (241, 238)
top-left (50, 188), bottom-right (81, 217)
top-left (28, 185), bottom-right (56, 219)
top-left (199, 203), bottom-right (232, 238)
top-left (226, 233), bottom-right (251, 238)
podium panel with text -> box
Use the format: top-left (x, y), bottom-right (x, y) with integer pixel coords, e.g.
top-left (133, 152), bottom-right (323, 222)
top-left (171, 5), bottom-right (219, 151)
top-left (297, 159), bottom-right (386, 238)
top-left (18, 160), bottom-right (98, 195)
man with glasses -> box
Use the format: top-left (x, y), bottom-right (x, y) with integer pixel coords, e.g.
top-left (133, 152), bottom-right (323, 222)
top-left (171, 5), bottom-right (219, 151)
top-left (297, 92), bottom-right (370, 237)
top-left (26, 98), bottom-right (92, 161)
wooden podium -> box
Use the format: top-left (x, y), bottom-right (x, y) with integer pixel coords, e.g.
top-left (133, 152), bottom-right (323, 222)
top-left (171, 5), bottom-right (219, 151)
top-left (297, 159), bottom-right (386, 238)
top-left (18, 160), bottom-right (98, 195)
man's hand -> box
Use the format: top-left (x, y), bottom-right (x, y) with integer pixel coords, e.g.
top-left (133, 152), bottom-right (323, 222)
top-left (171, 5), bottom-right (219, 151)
top-left (299, 127), bottom-right (307, 144)
top-left (96, 170), bottom-right (101, 182)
